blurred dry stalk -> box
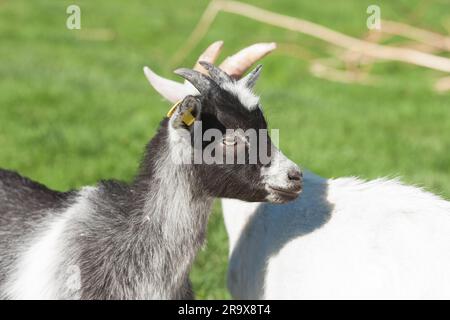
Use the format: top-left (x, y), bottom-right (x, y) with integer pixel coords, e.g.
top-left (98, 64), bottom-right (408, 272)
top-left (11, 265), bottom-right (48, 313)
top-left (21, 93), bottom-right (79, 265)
top-left (381, 20), bottom-right (450, 52)
top-left (310, 59), bottom-right (379, 85)
top-left (172, 0), bottom-right (450, 91)
top-left (435, 77), bottom-right (450, 92)
top-left (76, 29), bottom-right (116, 41)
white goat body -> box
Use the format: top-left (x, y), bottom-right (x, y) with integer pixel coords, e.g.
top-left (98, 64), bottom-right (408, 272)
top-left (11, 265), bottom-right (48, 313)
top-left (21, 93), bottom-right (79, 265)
top-left (223, 171), bottom-right (450, 299)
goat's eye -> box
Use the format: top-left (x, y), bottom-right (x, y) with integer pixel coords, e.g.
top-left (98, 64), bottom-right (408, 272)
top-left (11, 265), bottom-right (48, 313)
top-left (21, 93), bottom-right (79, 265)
top-left (223, 136), bottom-right (237, 146)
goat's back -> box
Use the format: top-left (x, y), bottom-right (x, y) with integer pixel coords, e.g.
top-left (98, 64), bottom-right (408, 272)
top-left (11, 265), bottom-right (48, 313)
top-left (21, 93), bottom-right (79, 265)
top-left (0, 169), bottom-right (74, 288)
top-left (226, 172), bottom-right (450, 299)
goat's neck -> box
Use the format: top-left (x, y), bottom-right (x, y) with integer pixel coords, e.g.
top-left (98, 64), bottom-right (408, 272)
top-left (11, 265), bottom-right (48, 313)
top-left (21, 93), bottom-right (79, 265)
top-left (133, 121), bottom-right (213, 242)
top-left (117, 123), bottom-right (213, 298)
top-left (136, 147), bottom-right (213, 251)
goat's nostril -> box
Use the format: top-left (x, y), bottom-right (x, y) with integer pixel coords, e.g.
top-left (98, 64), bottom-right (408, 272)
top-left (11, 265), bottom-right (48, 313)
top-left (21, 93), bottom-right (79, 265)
top-left (288, 170), bottom-right (302, 181)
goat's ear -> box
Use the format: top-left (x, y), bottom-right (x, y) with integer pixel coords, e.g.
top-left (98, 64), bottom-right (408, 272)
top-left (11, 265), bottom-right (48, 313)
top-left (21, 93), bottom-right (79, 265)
top-left (169, 95), bottom-right (201, 130)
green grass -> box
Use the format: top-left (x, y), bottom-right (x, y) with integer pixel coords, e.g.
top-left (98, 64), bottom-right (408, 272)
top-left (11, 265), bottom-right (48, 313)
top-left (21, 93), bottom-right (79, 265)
top-left (0, 0), bottom-right (449, 299)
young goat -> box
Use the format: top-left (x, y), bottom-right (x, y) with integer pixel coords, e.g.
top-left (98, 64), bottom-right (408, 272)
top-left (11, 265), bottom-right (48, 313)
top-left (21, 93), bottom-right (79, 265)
top-left (0, 62), bottom-right (301, 299)
top-left (148, 42), bottom-right (450, 300)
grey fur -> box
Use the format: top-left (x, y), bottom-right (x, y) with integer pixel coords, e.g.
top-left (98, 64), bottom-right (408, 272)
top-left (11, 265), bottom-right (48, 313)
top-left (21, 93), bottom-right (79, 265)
top-left (0, 120), bottom-right (213, 299)
top-left (0, 170), bottom-right (76, 296)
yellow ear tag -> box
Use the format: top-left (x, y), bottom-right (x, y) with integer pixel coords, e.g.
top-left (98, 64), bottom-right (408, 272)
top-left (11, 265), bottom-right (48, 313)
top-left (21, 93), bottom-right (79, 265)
top-left (166, 100), bottom-right (195, 127)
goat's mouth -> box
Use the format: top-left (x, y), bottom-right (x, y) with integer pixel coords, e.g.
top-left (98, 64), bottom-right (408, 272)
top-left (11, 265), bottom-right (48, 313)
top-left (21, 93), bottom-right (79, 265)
top-left (267, 185), bottom-right (302, 202)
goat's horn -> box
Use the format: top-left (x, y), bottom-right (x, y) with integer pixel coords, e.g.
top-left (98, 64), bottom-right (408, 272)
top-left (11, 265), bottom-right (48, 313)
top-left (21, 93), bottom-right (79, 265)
top-left (239, 64), bottom-right (263, 89)
top-left (174, 68), bottom-right (219, 95)
top-left (199, 61), bottom-right (233, 85)
top-left (143, 66), bottom-right (195, 103)
top-left (144, 42), bottom-right (276, 103)
top-left (219, 42), bottom-right (276, 79)
top-left (144, 41), bottom-right (224, 103)
top-left (193, 41), bottom-right (224, 74)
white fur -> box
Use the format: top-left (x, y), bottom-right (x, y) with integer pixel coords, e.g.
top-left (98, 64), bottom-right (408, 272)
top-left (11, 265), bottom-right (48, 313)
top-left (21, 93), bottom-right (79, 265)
top-left (223, 171), bottom-right (450, 299)
top-left (5, 187), bottom-right (95, 299)
top-left (261, 149), bottom-right (300, 202)
top-left (222, 200), bottom-right (260, 252)
top-left (222, 81), bottom-right (259, 111)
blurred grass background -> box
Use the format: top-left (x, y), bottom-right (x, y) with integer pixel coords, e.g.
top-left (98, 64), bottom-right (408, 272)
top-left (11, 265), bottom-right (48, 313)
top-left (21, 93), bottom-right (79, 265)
top-left (0, 0), bottom-right (449, 299)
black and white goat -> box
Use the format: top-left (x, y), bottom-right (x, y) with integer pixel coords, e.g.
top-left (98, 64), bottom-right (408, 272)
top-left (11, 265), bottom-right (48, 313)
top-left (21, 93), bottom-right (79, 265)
top-left (148, 42), bottom-right (450, 299)
top-left (0, 62), bottom-right (302, 299)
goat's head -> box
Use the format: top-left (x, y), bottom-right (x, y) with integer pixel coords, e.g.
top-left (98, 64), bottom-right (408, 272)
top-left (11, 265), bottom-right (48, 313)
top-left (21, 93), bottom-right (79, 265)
top-left (146, 43), bottom-right (302, 203)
